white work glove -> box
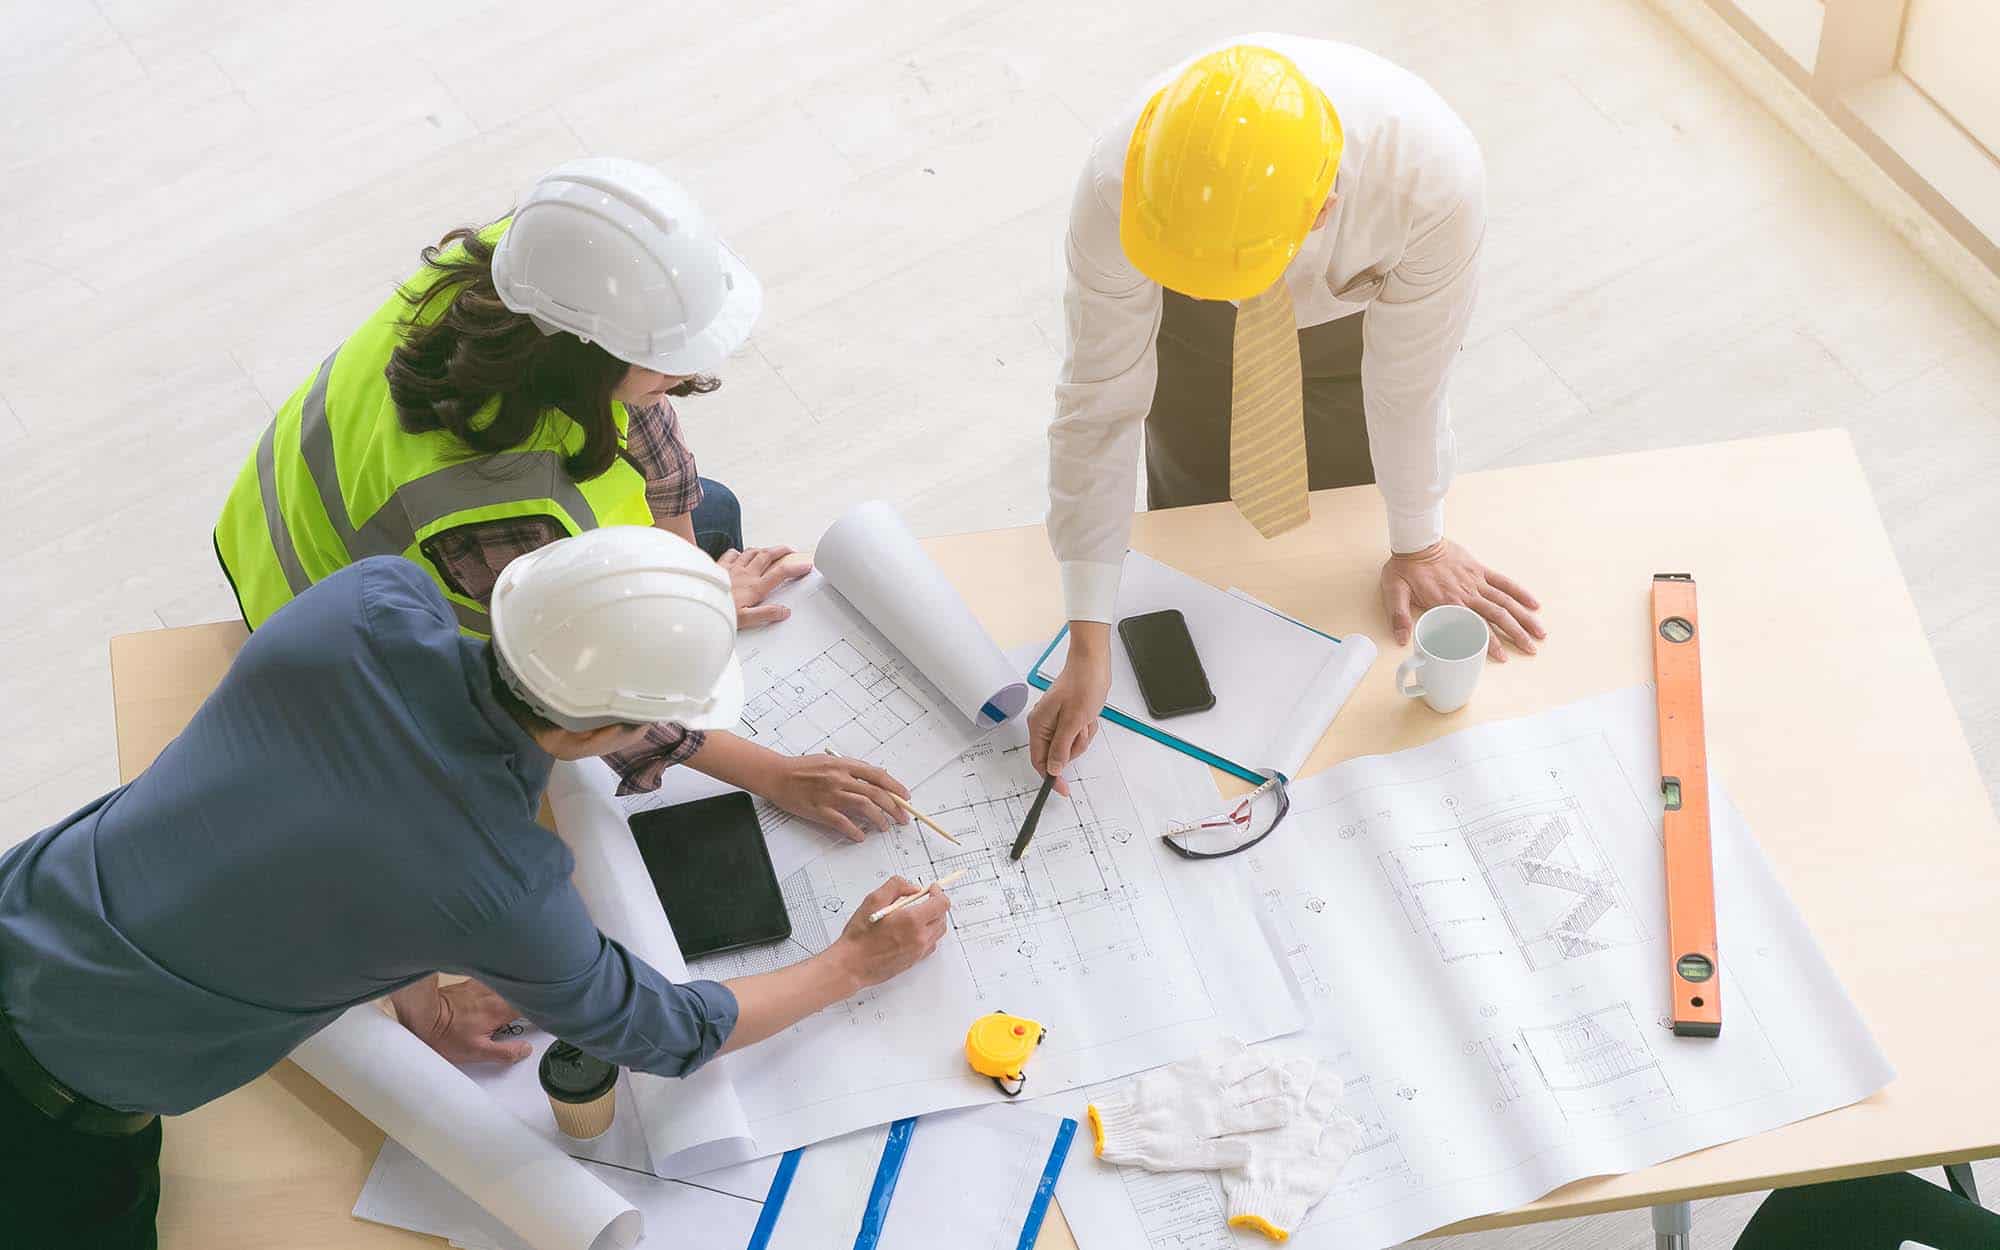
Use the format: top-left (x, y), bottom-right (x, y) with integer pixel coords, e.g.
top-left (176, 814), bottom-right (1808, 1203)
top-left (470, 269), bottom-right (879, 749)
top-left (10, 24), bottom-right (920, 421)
top-left (1221, 1066), bottom-right (1364, 1242)
top-left (1086, 1038), bottom-right (1304, 1172)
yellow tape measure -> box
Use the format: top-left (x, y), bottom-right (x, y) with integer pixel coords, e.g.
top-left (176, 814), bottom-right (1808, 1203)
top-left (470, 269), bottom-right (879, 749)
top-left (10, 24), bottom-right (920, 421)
top-left (965, 1012), bottom-right (1046, 1096)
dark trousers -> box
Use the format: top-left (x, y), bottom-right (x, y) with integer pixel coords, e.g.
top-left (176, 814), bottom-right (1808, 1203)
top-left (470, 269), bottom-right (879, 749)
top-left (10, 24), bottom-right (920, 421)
top-left (690, 476), bottom-right (743, 560)
top-left (1144, 290), bottom-right (1374, 510)
top-left (0, 1071), bottom-right (161, 1250)
top-left (1735, 1172), bottom-right (2000, 1249)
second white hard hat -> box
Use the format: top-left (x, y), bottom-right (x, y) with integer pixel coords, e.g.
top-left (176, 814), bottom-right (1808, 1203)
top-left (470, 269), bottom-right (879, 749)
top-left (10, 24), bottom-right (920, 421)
top-left (489, 526), bottom-right (744, 733)
top-left (491, 157), bottom-right (762, 376)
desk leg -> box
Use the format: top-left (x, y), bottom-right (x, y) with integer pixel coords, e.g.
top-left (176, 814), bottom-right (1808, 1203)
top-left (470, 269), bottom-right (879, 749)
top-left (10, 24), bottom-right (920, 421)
top-left (1652, 1199), bottom-right (1693, 1250)
top-left (1944, 1161), bottom-right (1981, 1205)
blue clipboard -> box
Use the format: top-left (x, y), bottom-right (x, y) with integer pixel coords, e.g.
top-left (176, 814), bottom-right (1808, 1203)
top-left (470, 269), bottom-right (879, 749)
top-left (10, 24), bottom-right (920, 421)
top-left (1028, 591), bottom-right (1349, 785)
top-left (749, 1115), bottom-right (1078, 1250)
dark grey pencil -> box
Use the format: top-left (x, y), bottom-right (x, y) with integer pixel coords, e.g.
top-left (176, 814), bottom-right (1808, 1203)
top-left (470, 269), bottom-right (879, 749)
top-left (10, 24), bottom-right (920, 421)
top-left (1010, 773), bottom-right (1059, 862)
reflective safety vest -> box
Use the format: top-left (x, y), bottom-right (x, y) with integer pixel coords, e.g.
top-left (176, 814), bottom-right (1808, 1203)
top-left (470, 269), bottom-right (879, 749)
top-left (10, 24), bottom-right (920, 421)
top-left (214, 227), bottom-right (653, 636)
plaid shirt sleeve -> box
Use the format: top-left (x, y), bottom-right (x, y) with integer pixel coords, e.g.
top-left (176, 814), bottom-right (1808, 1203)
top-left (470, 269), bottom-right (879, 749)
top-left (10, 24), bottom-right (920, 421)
top-left (600, 722), bottom-right (707, 795)
top-left (422, 516), bottom-right (568, 607)
top-left (625, 400), bottom-right (704, 521)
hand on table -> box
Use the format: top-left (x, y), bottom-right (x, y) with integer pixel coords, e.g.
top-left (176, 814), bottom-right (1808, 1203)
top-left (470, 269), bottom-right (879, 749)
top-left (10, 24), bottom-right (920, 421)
top-left (717, 546), bottom-right (812, 630)
top-left (389, 976), bottom-right (532, 1066)
top-left (1379, 540), bottom-right (1544, 662)
top-left (825, 876), bottom-right (951, 989)
top-left (1027, 624), bottom-right (1111, 796)
top-left (769, 753), bottom-right (911, 841)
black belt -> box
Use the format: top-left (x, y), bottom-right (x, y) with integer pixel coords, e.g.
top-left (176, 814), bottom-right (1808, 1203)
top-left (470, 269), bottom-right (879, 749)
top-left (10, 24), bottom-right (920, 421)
top-left (0, 1002), bottom-right (156, 1137)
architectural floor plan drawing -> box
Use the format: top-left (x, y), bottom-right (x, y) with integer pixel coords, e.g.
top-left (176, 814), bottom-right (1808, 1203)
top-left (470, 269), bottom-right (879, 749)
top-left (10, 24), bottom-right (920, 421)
top-left (1054, 686), bottom-right (1891, 1250)
top-left (736, 637), bottom-right (931, 758)
top-left (899, 739), bottom-right (1151, 994)
top-left (727, 576), bottom-right (990, 789)
top-left (679, 721), bottom-right (1302, 1162)
top-left (726, 499), bottom-right (1032, 794)
top-left (693, 735), bottom-right (1157, 998)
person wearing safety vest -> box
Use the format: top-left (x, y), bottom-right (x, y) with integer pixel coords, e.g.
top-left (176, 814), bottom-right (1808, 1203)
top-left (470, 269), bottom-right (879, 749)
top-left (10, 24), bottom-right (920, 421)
top-left (0, 527), bottom-right (951, 1248)
top-left (1031, 37), bottom-right (1549, 800)
top-left (214, 158), bottom-right (912, 838)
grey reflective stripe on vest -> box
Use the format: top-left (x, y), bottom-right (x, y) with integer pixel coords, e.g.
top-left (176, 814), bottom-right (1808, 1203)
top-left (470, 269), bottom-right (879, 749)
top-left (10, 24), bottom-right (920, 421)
top-left (254, 417), bottom-right (311, 595)
top-left (447, 596), bottom-right (491, 635)
top-left (362, 454), bottom-right (600, 556)
top-left (293, 347), bottom-right (602, 559)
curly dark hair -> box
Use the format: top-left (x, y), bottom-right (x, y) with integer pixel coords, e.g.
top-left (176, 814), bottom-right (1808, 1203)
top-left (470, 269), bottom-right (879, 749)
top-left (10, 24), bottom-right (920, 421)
top-left (384, 225), bottom-right (720, 482)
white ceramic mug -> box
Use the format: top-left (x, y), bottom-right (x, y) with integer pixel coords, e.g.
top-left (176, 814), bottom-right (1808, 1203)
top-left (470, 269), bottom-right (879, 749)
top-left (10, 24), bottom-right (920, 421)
top-left (1395, 605), bottom-right (1489, 713)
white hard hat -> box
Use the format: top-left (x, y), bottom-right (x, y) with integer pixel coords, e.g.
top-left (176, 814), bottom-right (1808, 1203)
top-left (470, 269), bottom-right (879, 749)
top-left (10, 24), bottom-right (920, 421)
top-left (491, 157), bottom-right (762, 376)
top-left (489, 527), bottom-right (745, 733)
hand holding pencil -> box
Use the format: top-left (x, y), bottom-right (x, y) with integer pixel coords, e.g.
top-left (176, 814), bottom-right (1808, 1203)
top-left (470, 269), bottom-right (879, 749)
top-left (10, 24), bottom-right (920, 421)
top-left (868, 869), bottom-right (967, 923)
top-left (824, 875), bottom-right (953, 990)
top-left (821, 749), bottom-right (962, 846)
top-left (773, 751), bottom-right (914, 842)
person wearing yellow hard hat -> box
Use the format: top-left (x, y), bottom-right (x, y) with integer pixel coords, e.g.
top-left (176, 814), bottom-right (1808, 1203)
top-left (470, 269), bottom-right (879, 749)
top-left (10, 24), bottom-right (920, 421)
top-left (1033, 36), bottom-right (1547, 787)
top-left (213, 157), bottom-right (916, 840)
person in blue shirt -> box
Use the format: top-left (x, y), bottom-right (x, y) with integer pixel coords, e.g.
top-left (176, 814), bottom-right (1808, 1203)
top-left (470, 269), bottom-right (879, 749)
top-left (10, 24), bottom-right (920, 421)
top-left (0, 529), bottom-right (949, 1249)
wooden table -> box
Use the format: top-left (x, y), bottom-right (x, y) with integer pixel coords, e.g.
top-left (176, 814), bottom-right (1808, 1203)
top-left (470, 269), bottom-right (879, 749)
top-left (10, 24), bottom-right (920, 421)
top-left (109, 431), bottom-right (1999, 1249)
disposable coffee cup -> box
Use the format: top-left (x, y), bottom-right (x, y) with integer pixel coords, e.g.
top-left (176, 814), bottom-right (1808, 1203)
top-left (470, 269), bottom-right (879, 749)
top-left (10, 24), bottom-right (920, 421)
top-left (539, 1041), bottom-right (617, 1141)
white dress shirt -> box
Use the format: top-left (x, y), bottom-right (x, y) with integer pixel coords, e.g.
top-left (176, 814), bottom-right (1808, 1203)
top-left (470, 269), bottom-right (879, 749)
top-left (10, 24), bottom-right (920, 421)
top-left (1048, 34), bottom-right (1487, 624)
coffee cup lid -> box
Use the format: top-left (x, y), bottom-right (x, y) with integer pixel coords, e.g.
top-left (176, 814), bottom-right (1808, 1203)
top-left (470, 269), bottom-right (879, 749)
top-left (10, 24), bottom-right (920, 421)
top-left (539, 1040), bottom-right (617, 1103)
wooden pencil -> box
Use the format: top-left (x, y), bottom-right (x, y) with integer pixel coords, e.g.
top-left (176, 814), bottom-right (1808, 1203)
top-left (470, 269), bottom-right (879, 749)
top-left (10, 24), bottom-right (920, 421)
top-left (868, 869), bottom-right (968, 923)
top-left (894, 795), bottom-right (963, 846)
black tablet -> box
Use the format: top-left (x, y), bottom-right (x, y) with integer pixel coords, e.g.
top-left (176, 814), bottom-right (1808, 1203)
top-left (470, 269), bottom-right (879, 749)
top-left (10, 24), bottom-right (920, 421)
top-left (627, 793), bottom-right (791, 960)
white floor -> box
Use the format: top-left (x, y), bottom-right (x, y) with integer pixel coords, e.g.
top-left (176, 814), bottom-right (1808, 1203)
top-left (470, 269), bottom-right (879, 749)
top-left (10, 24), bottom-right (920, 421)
top-left (2, 0), bottom-right (1996, 1243)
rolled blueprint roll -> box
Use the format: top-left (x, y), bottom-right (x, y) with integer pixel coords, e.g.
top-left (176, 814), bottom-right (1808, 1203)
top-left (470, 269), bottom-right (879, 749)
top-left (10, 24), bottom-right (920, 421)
top-left (291, 1006), bottom-right (641, 1250)
top-left (815, 501), bottom-right (1029, 728)
top-left (1266, 633), bottom-right (1377, 780)
top-left (547, 758), bottom-right (759, 1178)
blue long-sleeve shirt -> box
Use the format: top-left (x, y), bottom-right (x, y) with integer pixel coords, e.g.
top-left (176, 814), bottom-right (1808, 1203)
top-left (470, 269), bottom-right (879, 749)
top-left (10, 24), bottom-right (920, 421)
top-left (0, 557), bottom-right (737, 1115)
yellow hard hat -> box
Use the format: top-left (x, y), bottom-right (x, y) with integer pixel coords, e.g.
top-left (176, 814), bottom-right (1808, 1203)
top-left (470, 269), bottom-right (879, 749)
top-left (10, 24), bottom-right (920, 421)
top-left (1120, 45), bottom-right (1344, 302)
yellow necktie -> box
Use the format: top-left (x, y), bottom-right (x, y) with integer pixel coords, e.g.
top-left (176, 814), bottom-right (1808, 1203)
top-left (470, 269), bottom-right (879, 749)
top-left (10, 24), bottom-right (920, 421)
top-left (1228, 282), bottom-right (1310, 538)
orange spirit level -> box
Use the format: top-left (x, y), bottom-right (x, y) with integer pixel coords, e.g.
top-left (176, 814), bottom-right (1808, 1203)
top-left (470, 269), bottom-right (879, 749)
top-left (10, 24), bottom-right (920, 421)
top-left (1653, 574), bottom-right (1721, 1038)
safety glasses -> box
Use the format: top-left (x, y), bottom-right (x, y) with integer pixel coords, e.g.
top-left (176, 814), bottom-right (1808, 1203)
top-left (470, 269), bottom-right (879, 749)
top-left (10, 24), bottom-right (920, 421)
top-left (1159, 771), bottom-right (1291, 861)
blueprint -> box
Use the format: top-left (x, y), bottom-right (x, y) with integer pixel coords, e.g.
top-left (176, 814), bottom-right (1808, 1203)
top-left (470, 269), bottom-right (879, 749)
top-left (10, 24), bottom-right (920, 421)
top-left (726, 498), bottom-right (1031, 790)
top-left (556, 712), bottom-right (1301, 1176)
top-left (681, 718), bottom-right (1302, 1160)
top-left (1054, 686), bottom-right (1892, 1250)
top-left (727, 570), bottom-right (994, 790)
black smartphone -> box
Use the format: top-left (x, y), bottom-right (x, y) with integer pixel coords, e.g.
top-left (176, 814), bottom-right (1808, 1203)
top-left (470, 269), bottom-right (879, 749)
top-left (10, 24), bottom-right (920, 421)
top-left (1117, 608), bottom-right (1216, 719)
top-left (628, 793), bottom-right (790, 960)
